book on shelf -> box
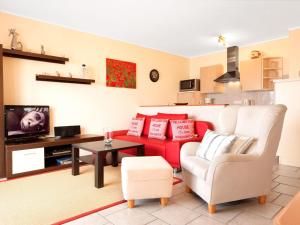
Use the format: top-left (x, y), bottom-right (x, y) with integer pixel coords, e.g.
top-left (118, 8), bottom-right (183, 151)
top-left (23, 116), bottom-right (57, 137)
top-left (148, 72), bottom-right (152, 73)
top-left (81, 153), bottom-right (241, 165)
top-left (52, 150), bottom-right (71, 155)
top-left (56, 156), bottom-right (72, 165)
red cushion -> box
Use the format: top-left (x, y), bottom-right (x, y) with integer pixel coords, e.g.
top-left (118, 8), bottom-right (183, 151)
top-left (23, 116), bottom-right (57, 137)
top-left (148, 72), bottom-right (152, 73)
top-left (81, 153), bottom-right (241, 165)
top-left (194, 121), bottom-right (214, 141)
top-left (136, 113), bottom-right (157, 136)
top-left (156, 113), bottom-right (188, 139)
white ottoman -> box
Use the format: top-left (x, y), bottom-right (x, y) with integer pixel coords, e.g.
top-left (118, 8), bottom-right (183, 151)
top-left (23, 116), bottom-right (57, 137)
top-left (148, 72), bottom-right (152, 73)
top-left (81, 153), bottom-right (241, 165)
top-left (121, 156), bottom-right (173, 208)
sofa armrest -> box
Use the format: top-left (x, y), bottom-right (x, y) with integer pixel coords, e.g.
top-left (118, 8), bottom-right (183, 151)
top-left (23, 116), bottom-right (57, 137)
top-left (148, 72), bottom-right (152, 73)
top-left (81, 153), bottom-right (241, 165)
top-left (180, 142), bottom-right (201, 158)
top-left (112, 130), bottom-right (128, 137)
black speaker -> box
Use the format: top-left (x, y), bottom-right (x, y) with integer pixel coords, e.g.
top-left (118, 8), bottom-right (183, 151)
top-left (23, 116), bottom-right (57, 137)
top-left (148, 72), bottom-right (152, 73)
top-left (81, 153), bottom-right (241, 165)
top-left (54, 125), bottom-right (81, 138)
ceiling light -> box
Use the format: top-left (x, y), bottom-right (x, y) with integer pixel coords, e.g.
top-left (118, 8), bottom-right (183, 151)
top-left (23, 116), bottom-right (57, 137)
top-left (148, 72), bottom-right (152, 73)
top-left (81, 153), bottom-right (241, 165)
top-left (218, 35), bottom-right (227, 47)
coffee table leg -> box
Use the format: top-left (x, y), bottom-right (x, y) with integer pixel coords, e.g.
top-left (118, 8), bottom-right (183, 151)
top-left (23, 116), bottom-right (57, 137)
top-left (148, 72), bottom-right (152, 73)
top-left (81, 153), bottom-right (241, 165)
top-left (72, 146), bottom-right (80, 176)
top-left (111, 151), bottom-right (118, 167)
top-left (95, 152), bottom-right (104, 188)
top-left (137, 145), bottom-right (145, 156)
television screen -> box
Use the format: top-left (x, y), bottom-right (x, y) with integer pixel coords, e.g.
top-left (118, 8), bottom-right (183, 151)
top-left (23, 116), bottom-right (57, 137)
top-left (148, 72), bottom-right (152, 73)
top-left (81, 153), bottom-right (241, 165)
top-left (5, 105), bottom-right (50, 140)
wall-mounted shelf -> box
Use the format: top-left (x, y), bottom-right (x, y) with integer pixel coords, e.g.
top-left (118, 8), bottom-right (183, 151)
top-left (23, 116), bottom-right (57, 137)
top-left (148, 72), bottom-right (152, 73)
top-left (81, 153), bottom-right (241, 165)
top-left (3, 48), bottom-right (69, 64)
top-left (36, 74), bottom-right (95, 85)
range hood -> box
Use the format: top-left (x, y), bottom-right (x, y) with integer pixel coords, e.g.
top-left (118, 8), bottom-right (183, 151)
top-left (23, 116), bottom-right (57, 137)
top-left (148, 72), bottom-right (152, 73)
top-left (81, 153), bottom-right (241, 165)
top-left (214, 46), bottom-right (240, 83)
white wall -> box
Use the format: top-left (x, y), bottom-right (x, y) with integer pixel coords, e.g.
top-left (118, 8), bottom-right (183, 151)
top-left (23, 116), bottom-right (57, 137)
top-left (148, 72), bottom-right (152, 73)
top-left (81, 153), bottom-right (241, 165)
top-left (275, 79), bottom-right (300, 167)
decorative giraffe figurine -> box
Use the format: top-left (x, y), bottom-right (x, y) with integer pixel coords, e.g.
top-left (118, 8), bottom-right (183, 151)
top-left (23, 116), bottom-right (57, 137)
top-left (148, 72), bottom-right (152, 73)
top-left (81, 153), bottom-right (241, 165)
top-left (8, 28), bottom-right (23, 50)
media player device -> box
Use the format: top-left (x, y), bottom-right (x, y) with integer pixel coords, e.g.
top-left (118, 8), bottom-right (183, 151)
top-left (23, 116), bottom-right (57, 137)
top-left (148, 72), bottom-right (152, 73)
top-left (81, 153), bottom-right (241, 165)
top-left (54, 125), bottom-right (80, 138)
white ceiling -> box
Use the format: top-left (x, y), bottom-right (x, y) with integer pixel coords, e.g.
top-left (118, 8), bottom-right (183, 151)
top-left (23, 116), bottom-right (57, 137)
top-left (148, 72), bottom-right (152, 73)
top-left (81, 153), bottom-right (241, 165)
top-left (1, 0), bottom-right (300, 57)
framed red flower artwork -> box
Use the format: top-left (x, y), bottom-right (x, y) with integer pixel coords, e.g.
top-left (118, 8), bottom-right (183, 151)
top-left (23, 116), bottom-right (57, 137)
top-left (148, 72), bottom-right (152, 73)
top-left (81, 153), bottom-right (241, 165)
top-left (106, 58), bottom-right (136, 89)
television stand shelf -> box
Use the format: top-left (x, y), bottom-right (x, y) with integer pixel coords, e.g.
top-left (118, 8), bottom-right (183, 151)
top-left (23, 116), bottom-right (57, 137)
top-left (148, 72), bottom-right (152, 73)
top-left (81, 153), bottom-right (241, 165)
top-left (5, 134), bottom-right (103, 179)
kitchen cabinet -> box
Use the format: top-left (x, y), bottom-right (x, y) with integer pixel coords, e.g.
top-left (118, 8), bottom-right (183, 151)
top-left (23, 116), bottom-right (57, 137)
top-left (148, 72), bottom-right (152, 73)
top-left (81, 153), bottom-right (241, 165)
top-left (240, 58), bottom-right (262, 91)
top-left (200, 64), bottom-right (224, 93)
top-left (240, 57), bottom-right (283, 91)
top-left (177, 91), bottom-right (204, 105)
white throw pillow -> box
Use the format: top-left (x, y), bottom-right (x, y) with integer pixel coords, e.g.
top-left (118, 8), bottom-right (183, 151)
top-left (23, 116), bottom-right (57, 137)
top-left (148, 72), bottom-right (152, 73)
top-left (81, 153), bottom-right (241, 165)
top-left (196, 130), bottom-right (236, 161)
top-left (230, 135), bottom-right (255, 154)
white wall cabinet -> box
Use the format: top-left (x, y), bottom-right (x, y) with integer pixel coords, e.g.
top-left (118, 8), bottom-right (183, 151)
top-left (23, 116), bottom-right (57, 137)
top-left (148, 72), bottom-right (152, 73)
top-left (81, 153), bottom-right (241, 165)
top-left (12, 148), bottom-right (45, 174)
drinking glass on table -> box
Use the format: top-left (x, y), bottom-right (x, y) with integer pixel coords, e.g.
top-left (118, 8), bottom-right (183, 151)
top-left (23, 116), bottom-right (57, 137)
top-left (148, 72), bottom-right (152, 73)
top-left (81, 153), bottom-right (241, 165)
top-left (103, 127), bottom-right (113, 145)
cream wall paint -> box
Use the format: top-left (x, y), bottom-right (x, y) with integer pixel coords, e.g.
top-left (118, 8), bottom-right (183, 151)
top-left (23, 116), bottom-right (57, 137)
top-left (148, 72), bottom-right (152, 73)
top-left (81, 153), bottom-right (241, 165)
top-left (288, 29), bottom-right (300, 78)
top-left (189, 38), bottom-right (289, 78)
top-left (0, 12), bottom-right (189, 134)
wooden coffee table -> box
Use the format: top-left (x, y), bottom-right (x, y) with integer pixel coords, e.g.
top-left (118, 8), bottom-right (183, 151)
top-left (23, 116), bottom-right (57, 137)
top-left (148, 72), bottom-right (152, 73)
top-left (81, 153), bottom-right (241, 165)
top-left (72, 139), bottom-right (144, 188)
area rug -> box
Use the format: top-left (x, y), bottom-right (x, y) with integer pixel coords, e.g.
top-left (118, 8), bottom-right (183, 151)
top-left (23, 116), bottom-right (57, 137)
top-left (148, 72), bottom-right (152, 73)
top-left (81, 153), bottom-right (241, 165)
top-left (54, 176), bottom-right (182, 225)
top-left (0, 165), bottom-right (124, 225)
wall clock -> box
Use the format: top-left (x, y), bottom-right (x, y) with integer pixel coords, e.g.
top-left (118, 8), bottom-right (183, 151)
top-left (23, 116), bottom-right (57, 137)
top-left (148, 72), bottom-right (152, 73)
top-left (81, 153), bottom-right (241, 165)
top-left (149, 69), bottom-right (159, 82)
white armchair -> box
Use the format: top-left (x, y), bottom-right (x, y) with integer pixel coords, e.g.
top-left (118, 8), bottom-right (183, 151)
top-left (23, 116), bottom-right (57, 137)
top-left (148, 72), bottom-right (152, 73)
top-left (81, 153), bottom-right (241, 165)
top-left (180, 105), bottom-right (287, 213)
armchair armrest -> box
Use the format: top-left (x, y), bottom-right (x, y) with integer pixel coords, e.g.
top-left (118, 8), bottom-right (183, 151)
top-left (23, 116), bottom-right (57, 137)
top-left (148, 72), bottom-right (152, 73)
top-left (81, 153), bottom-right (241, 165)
top-left (207, 154), bottom-right (260, 183)
top-left (206, 154), bottom-right (270, 204)
top-left (180, 142), bottom-right (201, 158)
top-left (212, 153), bottom-right (258, 164)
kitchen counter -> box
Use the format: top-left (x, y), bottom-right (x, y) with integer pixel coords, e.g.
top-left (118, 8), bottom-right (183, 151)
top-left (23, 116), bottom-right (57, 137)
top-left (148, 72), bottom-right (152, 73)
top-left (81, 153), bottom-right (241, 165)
top-left (139, 104), bottom-right (227, 107)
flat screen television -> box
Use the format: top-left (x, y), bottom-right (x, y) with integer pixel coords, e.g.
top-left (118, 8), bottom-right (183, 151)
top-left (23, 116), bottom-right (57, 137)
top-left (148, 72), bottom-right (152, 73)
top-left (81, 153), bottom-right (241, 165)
top-left (5, 105), bottom-right (50, 141)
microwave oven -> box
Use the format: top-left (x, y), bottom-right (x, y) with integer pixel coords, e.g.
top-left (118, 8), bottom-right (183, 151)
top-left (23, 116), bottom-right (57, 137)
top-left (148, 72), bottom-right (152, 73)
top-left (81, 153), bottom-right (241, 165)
top-left (180, 79), bottom-right (200, 92)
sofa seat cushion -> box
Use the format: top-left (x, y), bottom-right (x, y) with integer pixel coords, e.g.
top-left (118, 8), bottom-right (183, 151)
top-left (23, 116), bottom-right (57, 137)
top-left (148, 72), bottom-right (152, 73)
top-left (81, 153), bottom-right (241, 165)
top-left (181, 156), bottom-right (209, 180)
top-left (114, 135), bottom-right (167, 157)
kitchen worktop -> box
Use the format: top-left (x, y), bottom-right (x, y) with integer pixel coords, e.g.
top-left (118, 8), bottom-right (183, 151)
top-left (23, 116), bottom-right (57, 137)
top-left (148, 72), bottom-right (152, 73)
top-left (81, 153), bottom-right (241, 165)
top-left (139, 104), bottom-right (227, 107)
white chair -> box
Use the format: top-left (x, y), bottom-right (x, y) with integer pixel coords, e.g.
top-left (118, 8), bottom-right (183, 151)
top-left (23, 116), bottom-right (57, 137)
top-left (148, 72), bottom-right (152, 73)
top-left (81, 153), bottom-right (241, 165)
top-left (180, 105), bottom-right (287, 213)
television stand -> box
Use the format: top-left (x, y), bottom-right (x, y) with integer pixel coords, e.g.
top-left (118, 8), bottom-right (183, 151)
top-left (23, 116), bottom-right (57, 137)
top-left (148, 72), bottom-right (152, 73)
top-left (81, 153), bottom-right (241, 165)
top-left (5, 134), bottom-right (103, 179)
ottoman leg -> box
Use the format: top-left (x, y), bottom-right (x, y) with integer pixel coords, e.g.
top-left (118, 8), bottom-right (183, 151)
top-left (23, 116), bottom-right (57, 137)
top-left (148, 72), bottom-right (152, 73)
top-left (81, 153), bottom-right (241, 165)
top-left (128, 200), bottom-right (135, 208)
top-left (258, 195), bottom-right (267, 204)
top-left (160, 198), bottom-right (169, 206)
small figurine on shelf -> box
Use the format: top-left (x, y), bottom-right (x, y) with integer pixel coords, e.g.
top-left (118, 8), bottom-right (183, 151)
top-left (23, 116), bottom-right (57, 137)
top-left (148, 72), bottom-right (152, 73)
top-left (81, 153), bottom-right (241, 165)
top-left (68, 73), bottom-right (73, 78)
top-left (8, 28), bottom-right (23, 51)
top-left (41, 45), bottom-right (46, 55)
top-left (56, 71), bottom-right (61, 77)
top-left (81, 64), bottom-right (87, 78)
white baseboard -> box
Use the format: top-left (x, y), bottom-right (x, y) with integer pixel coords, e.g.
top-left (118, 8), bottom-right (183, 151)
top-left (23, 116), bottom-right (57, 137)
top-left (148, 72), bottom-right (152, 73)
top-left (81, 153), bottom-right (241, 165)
top-left (0, 178), bottom-right (7, 182)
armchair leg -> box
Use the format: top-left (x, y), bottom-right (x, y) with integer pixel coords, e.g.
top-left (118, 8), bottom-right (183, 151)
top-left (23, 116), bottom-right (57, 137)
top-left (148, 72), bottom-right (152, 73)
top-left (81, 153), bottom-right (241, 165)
top-left (208, 204), bottom-right (216, 214)
top-left (185, 185), bottom-right (192, 193)
top-left (160, 197), bottom-right (169, 206)
top-left (128, 200), bottom-right (135, 208)
top-left (258, 195), bottom-right (267, 204)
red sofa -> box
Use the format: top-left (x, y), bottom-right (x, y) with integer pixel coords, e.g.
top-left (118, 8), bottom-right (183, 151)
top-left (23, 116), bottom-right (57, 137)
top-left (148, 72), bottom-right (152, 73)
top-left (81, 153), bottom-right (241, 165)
top-left (113, 113), bottom-right (213, 169)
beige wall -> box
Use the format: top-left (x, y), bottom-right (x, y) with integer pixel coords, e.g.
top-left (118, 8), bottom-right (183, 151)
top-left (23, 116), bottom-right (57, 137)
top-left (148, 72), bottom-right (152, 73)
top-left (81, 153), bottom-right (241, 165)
top-left (288, 28), bottom-right (300, 78)
top-left (0, 12), bottom-right (189, 134)
top-left (189, 38), bottom-right (289, 78)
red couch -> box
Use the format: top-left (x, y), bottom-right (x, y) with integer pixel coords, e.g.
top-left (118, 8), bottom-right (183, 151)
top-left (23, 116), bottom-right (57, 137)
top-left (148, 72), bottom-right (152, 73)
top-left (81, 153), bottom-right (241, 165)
top-left (113, 116), bottom-right (213, 169)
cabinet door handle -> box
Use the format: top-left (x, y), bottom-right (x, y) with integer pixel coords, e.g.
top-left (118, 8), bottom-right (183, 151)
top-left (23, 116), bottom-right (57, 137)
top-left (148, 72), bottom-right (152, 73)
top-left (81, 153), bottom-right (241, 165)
top-left (24, 152), bottom-right (37, 156)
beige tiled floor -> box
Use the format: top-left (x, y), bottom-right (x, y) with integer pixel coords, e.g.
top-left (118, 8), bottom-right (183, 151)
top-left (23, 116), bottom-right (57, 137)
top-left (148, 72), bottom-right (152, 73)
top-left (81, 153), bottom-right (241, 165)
top-left (65, 164), bottom-right (300, 225)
